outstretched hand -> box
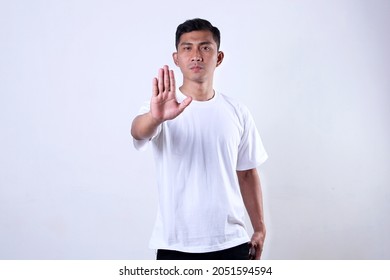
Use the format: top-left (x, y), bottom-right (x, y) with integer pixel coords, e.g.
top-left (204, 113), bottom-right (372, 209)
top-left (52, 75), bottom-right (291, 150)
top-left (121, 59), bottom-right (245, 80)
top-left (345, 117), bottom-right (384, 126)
top-left (151, 65), bottom-right (192, 123)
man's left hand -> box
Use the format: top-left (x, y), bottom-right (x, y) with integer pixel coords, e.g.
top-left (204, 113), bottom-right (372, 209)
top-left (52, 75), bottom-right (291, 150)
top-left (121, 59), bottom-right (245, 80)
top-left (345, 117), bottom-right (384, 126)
top-left (249, 230), bottom-right (266, 260)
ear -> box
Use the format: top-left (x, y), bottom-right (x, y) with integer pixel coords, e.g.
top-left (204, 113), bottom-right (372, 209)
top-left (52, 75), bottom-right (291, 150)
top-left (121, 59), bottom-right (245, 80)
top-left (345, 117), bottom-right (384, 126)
top-left (216, 51), bottom-right (224, 67)
top-left (172, 52), bottom-right (179, 66)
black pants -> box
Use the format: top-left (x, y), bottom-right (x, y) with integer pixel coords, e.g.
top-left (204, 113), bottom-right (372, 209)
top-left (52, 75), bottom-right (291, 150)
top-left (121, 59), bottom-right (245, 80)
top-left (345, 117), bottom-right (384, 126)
top-left (156, 243), bottom-right (250, 260)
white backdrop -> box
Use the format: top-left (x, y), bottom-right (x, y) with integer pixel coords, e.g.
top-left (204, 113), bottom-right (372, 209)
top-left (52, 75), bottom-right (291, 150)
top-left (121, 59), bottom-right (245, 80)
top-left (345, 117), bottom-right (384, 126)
top-left (0, 0), bottom-right (389, 260)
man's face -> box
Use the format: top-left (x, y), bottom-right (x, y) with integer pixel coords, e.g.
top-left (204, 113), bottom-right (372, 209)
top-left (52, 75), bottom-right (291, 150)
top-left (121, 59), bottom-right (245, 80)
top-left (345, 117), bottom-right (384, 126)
top-left (173, 30), bottom-right (223, 83)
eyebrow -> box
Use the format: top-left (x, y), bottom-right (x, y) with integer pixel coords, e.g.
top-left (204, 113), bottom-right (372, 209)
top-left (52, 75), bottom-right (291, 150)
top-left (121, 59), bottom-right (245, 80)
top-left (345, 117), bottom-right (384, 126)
top-left (180, 41), bottom-right (213, 46)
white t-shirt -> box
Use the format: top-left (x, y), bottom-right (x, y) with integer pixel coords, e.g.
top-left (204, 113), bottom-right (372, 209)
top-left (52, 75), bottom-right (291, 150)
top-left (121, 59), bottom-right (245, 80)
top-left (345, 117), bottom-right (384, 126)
top-left (133, 90), bottom-right (268, 253)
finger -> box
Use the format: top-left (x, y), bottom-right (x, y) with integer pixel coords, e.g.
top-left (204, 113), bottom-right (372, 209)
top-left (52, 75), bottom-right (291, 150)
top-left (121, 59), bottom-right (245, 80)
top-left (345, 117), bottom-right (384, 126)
top-left (256, 244), bottom-right (263, 260)
top-left (248, 244), bottom-right (256, 260)
top-left (152, 77), bottom-right (159, 97)
top-left (158, 68), bottom-right (164, 94)
top-left (163, 65), bottom-right (170, 92)
top-left (169, 70), bottom-right (176, 93)
top-left (178, 96), bottom-right (192, 113)
top-left (256, 248), bottom-right (261, 260)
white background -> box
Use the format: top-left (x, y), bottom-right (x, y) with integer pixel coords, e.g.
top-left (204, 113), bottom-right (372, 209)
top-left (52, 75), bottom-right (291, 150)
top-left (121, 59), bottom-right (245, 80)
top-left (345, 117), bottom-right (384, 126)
top-left (0, 0), bottom-right (389, 259)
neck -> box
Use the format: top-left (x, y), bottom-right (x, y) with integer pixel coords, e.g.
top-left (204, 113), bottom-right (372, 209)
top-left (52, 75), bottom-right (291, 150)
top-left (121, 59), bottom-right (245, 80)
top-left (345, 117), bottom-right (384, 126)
top-left (179, 80), bottom-right (214, 101)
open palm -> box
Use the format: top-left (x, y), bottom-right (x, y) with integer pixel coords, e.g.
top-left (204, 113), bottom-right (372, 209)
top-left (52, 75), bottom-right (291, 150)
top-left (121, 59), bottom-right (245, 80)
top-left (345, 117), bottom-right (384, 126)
top-left (150, 65), bottom-right (192, 123)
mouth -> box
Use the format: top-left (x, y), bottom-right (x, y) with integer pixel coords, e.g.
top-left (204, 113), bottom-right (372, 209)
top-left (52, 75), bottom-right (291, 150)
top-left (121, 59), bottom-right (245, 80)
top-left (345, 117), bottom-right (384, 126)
top-left (189, 64), bottom-right (204, 72)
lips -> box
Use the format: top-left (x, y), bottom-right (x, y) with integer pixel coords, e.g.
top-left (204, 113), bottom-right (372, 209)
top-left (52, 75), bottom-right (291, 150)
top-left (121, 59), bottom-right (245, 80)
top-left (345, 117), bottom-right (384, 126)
top-left (189, 64), bottom-right (204, 71)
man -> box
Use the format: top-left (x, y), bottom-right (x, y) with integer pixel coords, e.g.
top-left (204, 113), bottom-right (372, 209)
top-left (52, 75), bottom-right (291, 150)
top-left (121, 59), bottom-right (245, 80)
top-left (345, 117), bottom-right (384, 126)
top-left (131, 18), bottom-right (268, 260)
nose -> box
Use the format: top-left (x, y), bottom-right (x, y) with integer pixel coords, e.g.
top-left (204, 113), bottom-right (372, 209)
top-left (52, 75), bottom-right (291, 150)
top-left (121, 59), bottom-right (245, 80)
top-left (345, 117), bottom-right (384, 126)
top-left (191, 49), bottom-right (203, 62)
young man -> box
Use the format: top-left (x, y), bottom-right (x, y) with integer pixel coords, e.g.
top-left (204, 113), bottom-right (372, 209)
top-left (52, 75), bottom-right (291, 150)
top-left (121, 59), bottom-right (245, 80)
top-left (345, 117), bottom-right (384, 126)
top-left (131, 18), bottom-right (268, 260)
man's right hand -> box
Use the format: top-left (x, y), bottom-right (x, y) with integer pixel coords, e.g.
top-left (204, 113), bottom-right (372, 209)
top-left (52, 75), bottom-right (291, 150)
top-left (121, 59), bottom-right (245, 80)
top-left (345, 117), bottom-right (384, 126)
top-left (131, 65), bottom-right (192, 141)
top-left (150, 65), bottom-right (192, 123)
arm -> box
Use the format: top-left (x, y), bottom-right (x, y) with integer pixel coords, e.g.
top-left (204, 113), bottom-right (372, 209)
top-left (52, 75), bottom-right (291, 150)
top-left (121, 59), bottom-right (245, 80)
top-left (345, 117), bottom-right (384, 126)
top-left (237, 168), bottom-right (266, 260)
top-left (131, 65), bottom-right (192, 140)
top-left (131, 111), bottom-right (162, 141)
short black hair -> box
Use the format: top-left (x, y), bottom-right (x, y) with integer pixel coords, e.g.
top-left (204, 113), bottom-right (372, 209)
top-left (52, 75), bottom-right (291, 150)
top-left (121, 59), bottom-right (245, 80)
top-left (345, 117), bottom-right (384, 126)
top-left (175, 18), bottom-right (221, 50)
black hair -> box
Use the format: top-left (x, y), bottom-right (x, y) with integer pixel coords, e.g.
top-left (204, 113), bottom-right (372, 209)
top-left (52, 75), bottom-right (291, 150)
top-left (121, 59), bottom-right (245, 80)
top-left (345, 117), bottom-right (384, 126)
top-left (175, 18), bottom-right (221, 50)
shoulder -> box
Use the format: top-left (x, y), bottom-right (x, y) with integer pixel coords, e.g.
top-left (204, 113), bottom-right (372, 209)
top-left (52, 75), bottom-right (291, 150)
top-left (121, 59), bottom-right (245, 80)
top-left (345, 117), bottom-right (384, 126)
top-left (218, 92), bottom-right (251, 117)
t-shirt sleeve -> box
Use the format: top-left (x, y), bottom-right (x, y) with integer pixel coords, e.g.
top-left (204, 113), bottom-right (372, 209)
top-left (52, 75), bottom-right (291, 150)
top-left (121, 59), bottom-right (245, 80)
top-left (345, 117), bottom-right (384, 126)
top-left (236, 105), bottom-right (268, 171)
top-left (132, 101), bottom-right (162, 151)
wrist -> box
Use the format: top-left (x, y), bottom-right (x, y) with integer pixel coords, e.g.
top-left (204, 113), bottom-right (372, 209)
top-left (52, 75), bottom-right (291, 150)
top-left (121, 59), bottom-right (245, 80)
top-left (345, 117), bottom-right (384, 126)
top-left (148, 111), bottom-right (164, 126)
top-left (253, 222), bottom-right (266, 234)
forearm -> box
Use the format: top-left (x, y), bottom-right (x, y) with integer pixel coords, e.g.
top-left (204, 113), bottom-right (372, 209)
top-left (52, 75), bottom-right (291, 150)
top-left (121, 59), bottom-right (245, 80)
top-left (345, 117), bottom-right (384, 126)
top-left (131, 111), bottom-right (162, 140)
top-left (237, 169), bottom-right (266, 233)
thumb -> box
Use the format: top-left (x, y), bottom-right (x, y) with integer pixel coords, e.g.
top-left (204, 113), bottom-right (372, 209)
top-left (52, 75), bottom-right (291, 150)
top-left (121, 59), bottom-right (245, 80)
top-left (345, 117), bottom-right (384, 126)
top-left (178, 96), bottom-right (192, 112)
